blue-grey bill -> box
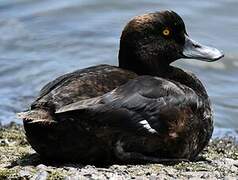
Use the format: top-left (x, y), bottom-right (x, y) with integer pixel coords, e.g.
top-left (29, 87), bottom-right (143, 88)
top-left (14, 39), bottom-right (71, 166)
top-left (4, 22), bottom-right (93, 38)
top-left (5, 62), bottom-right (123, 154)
top-left (182, 35), bottom-right (224, 62)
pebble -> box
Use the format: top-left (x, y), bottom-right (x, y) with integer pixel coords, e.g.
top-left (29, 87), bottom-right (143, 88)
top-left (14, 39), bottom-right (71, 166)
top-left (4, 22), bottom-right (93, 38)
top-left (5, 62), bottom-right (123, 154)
top-left (32, 171), bottom-right (48, 180)
top-left (64, 175), bottom-right (88, 180)
top-left (224, 176), bottom-right (237, 180)
top-left (19, 169), bottom-right (31, 177)
top-left (0, 139), bottom-right (10, 146)
top-left (36, 164), bottom-right (47, 170)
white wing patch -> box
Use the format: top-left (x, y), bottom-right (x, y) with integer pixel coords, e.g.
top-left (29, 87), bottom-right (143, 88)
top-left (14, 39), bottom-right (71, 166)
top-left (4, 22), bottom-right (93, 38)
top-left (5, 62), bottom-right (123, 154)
top-left (139, 120), bottom-right (158, 134)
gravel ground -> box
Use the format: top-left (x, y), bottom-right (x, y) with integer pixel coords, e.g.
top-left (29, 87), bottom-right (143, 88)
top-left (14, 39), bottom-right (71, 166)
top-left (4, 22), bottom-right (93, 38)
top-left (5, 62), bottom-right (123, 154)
top-left (0, 123), bottom-right (237, 180)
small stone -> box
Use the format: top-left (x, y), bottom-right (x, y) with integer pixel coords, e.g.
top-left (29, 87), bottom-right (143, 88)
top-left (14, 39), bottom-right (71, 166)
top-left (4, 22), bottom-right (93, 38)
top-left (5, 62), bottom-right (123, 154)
top-left (149, 175), bottom-right (157, 180)
top-left (32, 171), bottom-right (48, 180)
top-left (224, 158), bottom-right (238, 166)
top-left (156, 173), bottom-right (170, 180)
top-left (19, 170), bottom-right (31, 177)
top-left (224, 176), bottom-right (237, 180)
top-left (36, 164), bottom-right (47, 170)
top-left (110, 174), bottom-right (126, 180)
top-left (134, 176), bottom-right (146, 180)
top-left (0, 139), bottom-right (10, 146)
top-left (91, 173), bottom-right (106, 179)
top-left (162, 167), bottom-right (177, 175)
top-left (64, 176), bottom-right (81, 180)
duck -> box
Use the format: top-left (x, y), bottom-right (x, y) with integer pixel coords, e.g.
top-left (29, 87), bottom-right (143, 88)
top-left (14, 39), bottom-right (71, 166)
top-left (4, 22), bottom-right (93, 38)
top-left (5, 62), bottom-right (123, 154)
top-left (18, 10), bottom-right (224, 164)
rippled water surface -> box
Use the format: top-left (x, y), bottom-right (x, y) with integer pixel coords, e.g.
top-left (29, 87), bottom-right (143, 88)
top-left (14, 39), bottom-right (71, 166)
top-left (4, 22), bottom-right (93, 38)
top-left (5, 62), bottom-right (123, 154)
top-left (0, 0), bottom-right (237, 135)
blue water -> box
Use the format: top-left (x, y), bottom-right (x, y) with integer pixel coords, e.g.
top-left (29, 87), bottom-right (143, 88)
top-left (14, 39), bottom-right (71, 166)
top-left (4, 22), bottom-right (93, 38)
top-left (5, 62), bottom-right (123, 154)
top-left (0, 0), bottom-right (237, 137)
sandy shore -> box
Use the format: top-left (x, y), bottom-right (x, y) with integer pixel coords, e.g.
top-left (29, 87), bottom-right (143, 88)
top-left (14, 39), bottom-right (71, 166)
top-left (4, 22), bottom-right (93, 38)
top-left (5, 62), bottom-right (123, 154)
top-left (0, 123), bottom-right (237, 179)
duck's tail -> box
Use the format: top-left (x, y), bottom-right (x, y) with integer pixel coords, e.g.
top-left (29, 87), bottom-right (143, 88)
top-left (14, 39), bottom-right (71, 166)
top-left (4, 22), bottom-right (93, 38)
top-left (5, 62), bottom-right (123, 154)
top-left (17, 109), bottom-right (56, 124)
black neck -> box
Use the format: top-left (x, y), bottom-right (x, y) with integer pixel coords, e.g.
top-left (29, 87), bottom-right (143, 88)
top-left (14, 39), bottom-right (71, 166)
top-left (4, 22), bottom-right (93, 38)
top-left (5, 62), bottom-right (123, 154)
top-left (118, 46), bottom-right (170, 76)
top-left (118, 47), bottom-right (208, 98)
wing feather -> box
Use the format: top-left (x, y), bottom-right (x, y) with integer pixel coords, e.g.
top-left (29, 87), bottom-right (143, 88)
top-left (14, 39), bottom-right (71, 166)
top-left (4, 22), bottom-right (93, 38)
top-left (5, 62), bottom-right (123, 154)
top-left (56, 76), bottom-right (203, 135)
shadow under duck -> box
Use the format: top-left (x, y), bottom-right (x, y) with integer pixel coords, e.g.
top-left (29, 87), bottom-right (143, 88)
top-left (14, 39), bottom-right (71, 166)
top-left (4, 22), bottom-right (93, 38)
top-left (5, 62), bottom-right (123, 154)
top-left (18, 11), bottom-right (224, 164)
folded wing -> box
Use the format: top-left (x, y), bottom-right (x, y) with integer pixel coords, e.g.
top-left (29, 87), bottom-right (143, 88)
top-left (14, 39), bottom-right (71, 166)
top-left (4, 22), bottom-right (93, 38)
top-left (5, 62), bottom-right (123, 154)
top-left (56, 76), bottom-right (203, 136)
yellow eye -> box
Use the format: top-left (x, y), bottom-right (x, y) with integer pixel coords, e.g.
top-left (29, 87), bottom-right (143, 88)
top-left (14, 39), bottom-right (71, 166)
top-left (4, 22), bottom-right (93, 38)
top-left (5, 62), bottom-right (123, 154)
top-left (163, 28), bottom-right (170, 36)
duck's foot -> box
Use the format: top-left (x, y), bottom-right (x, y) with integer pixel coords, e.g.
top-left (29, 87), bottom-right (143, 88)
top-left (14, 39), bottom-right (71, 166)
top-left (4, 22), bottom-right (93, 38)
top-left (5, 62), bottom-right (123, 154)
top-left (114, 140), bottom-right (188, 164)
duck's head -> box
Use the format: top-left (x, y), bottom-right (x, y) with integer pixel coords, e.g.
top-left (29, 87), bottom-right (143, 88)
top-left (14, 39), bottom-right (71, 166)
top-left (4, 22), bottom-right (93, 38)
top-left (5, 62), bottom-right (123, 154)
top-left (119, 11), bottom-right (224, 75)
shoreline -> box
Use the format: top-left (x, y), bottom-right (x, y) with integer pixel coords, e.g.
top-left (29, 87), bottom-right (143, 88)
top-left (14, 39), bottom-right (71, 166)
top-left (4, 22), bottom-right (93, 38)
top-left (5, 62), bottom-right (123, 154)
top-left (0, 123), bottom-right (237, 179)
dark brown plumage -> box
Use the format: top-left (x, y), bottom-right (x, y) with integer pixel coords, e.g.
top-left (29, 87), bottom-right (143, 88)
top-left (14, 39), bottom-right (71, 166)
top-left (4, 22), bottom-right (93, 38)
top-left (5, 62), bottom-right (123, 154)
top-left (18, 10), bottom-right (223, 164)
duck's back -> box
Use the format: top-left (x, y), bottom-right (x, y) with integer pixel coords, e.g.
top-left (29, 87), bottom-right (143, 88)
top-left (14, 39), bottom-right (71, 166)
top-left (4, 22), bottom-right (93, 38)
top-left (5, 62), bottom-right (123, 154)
top-left (31, 64), bottom-right (137, 112)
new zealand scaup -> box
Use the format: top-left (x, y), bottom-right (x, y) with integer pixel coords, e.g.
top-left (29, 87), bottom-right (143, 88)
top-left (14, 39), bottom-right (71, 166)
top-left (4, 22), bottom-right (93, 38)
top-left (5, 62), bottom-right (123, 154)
top-left (18, 11), bottom-right (224, 164)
